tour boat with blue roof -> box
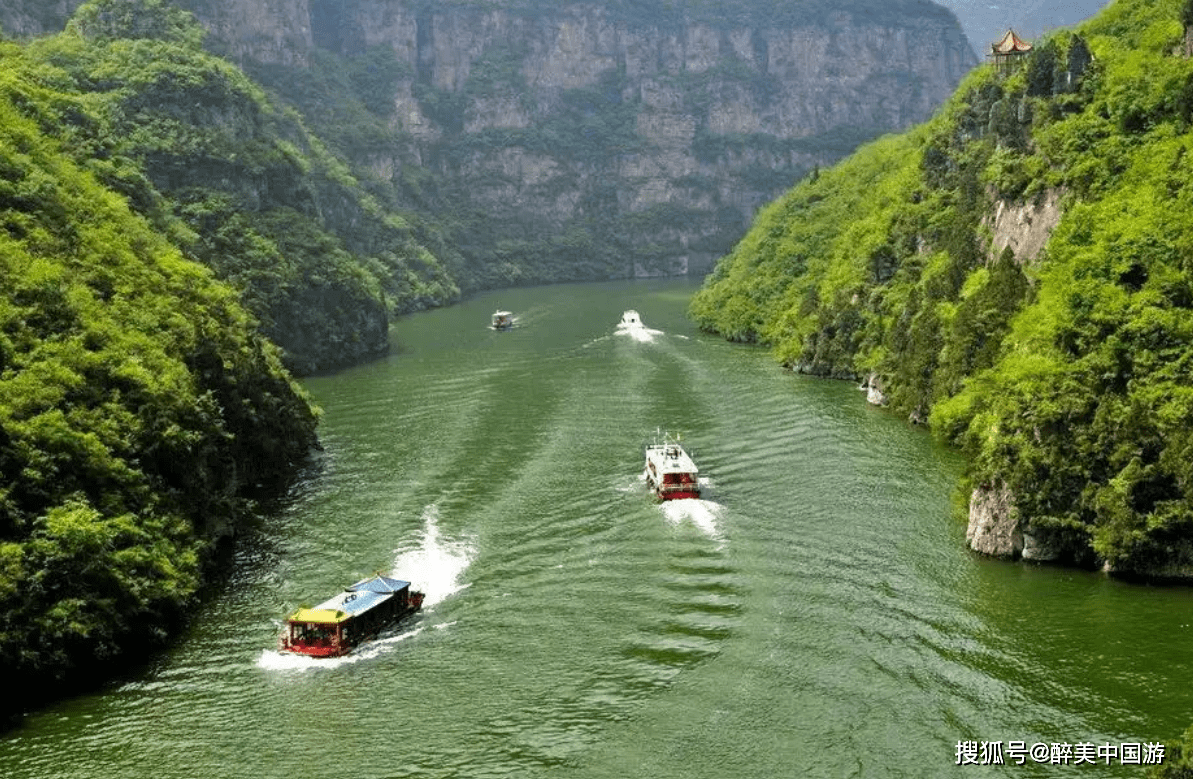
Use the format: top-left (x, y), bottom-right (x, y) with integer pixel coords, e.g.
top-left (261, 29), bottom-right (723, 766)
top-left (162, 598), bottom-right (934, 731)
top-left (279, 574), bottom-right (425, 657)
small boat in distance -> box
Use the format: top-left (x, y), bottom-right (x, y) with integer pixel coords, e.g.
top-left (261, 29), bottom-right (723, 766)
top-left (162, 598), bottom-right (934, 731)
top-left (644, 432), bottom-right (701, 501)
top-left (492, 310), bottom-right (513, 330)
top-left (279, 574), bottom-right (425, 658)
top-left (620, 309), bottom-right (642, 327)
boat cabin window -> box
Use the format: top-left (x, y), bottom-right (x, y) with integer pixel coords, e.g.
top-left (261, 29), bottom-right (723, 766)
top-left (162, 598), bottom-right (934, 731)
top-left (293, 623), bottom-right (336, 643)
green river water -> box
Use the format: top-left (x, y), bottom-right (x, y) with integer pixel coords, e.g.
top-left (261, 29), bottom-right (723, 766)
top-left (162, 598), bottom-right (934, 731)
top-left (4, 278), bottom-right (1193, 778)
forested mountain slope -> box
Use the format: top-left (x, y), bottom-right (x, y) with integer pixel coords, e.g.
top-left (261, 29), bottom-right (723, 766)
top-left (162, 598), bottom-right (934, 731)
top-left (20, 0), bottom-right (459, 375)
top-left (0, 31), bottom-right (319, 717)
top-left (692, 0), bottom-right (1193, 579)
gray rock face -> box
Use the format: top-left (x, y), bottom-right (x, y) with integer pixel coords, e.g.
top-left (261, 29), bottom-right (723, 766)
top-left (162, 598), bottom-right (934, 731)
top-left (1020, 528), bottom-right (1063, 562)
top-left (863, 372), bottom-right (888, 406)
top-left (192, 0), bottom-right (978, 279)
top-left (967, 482), bottom-right (1022, 558)
top-left (0, 0), bottom-right (78, 38)
top-left (191, 0), bottom-right (315, 67)
top-left (1, 0), bottom-right (978, 282)
top-left (987, 188), bottom-right (1064, 264)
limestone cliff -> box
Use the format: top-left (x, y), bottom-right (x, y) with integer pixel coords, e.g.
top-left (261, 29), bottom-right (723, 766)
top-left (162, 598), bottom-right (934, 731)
top-left (3, 0), bottom-right (976, 286)
top-left (183, 0), bottom-right (977, 284)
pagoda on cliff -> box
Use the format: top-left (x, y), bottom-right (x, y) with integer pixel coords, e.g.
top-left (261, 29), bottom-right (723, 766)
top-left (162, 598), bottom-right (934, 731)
top-left (989, 29), bottom-right (1032, 74)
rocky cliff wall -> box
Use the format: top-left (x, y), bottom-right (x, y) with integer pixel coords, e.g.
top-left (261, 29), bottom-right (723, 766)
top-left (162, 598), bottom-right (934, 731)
top-left (3, 0), bottom-right (977, 285)
top-left (0, 0), bottom-right (77, 37)
top-left (186, 0), bottom-right (978, 283)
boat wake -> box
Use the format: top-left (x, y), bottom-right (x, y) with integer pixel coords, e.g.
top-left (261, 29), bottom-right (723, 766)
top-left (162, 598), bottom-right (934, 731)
top-left (257, 625), bottom-right (426, 671)
top-left (257, 504), bottom-right (473, 672)
top-left (661, 499), bottom-right (724, 540)
top-left (615, 321), bottom-right (664, 343)
top-left (390, 504), bottom-right (474, 609)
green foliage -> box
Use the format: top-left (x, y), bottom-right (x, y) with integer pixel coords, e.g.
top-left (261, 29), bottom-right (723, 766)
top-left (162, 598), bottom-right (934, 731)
top-left (1150, 724), bottom-right (1193, 778)
top-left (24, 3), bottom-right (459, 373)
top-left (694, 0), bottom-right (1193, 574)
top-left (69, 0), bottom-right (205, 48)
top-left (0, 40), bottom-right (318, 712)
top-left (347, 46), bottom-right (410, 118)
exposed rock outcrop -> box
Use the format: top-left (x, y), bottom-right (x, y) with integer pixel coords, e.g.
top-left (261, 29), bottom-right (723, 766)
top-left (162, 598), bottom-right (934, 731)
top-left (987, 187), bottom-right (1063, 264)
top-left (966, 482), bottom-right (1022, 558)
top-left (967, 482), bottom-right (1073, 562)
top-left (863, 371), bottom-right (888, 406)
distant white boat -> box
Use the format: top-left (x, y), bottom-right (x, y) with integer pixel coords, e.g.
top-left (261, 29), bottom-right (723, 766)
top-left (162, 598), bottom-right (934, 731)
top-left (620, 309), bottom-right (642, 327)
top-left (491, 310), bottom-right (513, 330)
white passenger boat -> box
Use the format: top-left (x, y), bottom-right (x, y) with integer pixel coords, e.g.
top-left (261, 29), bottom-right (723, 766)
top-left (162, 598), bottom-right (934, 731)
top-left (491, 310), bottom-right (513, 330)
top-left (643, 433), bottom-right (700, 501)
top-left (620, 310), bottom-right (642, 327)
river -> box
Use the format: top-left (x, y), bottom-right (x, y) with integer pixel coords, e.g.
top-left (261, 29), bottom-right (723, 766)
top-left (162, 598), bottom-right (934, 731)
top-left (4, 278), bottom-right (1193, 777)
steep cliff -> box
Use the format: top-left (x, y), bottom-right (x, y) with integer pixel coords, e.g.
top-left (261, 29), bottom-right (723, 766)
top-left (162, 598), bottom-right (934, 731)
top-left (1, 0), bottom-right (977, 288)
top-left (691, 0), bottom-right (1193, 580)
top-left (172, 0), bottom-right (976, 286)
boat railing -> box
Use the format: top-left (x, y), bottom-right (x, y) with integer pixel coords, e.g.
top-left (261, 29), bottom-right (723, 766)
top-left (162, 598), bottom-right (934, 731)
top-left (657, 481), bottom-right (699, 494)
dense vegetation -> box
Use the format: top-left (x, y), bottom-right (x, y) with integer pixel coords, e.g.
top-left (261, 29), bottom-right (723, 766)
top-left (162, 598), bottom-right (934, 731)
top-left (692, 0), bottom-right (1193, 578)
top-left (22, 0), bottom-right (459, 375)
top-left (0, 25), bottom-right (320, 717)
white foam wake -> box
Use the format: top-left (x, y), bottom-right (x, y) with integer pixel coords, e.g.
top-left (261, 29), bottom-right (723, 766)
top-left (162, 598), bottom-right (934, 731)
top-left (615, 321), bottom-right (664, 343)
top-left (661, 498), bottom-right (724, 539)
top-left (391, 503), bottom-right (474, 608)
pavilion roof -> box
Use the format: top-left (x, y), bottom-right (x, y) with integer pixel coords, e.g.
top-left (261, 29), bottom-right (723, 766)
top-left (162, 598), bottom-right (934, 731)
top-left (991, 29), bottom-right (1032, 55)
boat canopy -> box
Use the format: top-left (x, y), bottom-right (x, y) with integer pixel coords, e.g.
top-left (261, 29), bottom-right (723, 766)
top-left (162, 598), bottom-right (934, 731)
top-left (645, 444), bottom-right (699, 474)
top-left (288, 607), bottom-right (347, 625)
top-left (287, 575), bottom-right (409, 624)
top-left (347, 575), bottom-right (411, 594)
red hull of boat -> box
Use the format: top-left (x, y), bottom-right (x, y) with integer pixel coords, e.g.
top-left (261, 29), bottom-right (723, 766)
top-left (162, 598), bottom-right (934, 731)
top-left (283, 642), bottom-right (349, 658)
